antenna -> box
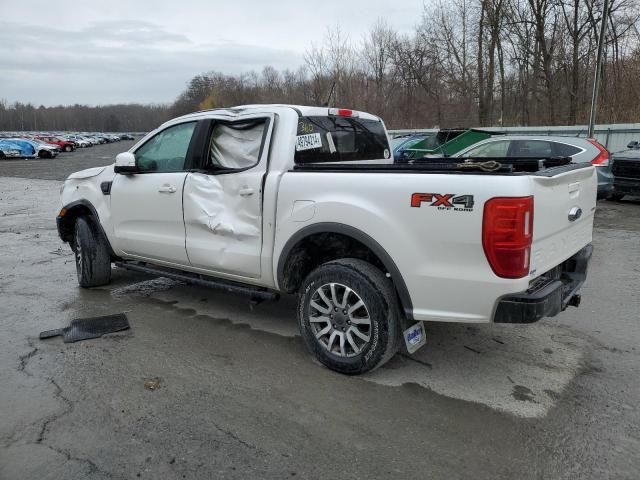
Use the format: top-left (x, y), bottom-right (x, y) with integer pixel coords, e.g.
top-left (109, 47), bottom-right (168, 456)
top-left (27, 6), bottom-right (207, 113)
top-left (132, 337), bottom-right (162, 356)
top-left (324, 81), bottom-right (336, 108)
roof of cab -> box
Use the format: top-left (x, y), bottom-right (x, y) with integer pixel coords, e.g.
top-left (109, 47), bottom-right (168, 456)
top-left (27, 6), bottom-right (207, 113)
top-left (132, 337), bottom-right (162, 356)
top-left (165, 104), bottom-right (381, 127)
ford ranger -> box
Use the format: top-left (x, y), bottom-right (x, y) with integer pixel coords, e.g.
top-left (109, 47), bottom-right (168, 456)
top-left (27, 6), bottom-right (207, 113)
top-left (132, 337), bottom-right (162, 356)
top-left (56, 105), bottom-right (596, 374)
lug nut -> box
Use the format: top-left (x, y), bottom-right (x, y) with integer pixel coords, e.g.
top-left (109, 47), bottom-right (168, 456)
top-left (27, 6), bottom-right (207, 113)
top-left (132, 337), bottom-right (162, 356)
top-left (334, 307), bottom-right (338, 312)
top-left (333, 324), bottom-right (337, 328)
top-left (342, 327), bottom-right (346, 331)
top-left (347, 320), bottom-right (351, 325)
top-left (342, 310), bottom-right (347, 314)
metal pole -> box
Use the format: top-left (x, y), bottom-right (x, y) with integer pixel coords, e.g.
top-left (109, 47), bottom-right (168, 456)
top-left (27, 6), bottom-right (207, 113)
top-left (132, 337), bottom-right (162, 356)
top-left (588, 0), bottom-right (610, 138)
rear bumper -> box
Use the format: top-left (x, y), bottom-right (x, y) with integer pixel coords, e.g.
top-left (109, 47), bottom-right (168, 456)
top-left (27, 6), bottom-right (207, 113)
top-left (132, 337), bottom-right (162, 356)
top-left (612, 178), bottom-right (640, 196)
top-left (595, 167), bottom-right (613, 199)
top-left (493, 244), bottom-right (592, 324)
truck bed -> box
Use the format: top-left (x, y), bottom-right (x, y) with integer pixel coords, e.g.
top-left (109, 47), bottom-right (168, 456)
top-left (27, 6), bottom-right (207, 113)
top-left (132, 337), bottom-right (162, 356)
top-left (292, 157), bottom-right (590, 177)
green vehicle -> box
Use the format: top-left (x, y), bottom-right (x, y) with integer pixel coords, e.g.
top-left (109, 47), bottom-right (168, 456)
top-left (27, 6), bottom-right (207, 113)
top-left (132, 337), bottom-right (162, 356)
top-left (397, 128), bottom-right (501, 160)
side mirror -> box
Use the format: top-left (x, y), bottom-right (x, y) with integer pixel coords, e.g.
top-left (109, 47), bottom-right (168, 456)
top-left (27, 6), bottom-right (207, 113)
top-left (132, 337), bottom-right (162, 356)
top-left (114, 152), bottom-right (138, 174)
top-left (627, 141), bottom-right (639, 149)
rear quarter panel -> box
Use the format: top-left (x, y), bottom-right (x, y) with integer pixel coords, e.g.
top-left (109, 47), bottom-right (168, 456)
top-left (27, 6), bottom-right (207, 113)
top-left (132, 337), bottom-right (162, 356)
top-left (274, 171), bottom-right (534, 323)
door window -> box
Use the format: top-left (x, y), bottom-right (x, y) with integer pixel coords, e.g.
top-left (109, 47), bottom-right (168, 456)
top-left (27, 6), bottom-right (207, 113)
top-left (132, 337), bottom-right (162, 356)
top-left (135, 122), bottom-right (196, 172)
top-left (208, 120), bottom-right (267, 170)
top-left (509, 140), bottom-right (553, 157)
top-left (552, 142), bottom-right (581, 157)
top-left (464, 140), bottom-right (510, 157)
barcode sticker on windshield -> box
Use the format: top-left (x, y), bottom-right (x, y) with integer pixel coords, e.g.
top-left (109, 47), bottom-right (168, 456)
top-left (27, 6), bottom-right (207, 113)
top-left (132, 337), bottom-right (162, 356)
top-left (296, 133), bottom-right (322, 151)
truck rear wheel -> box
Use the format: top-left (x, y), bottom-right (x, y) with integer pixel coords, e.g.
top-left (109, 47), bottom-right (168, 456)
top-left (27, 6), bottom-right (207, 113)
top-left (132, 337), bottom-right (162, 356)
top-left (297, 258), bottom-right (401, 375)
top-left (73, 217), bottom-right (111, 288)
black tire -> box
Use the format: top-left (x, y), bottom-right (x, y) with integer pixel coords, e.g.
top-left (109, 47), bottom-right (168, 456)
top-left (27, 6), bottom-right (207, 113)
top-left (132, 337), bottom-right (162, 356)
top-left (73, 217), bottom-right (111, 288)
top-left (297, 258), bottom-right (402, 375)
top-left (64, 145), bottom-right (72, 152)
top-left (0, 151), bottom-right (5, 159)
top-left (609, 194), bottom-right (625, 201)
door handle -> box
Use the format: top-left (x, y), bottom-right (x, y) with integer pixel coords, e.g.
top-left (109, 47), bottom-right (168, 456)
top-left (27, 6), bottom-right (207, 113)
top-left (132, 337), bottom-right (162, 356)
top-left (158, 185), bottom-right (177, 194)
top-left (239, 187), bottom-right (255, 197)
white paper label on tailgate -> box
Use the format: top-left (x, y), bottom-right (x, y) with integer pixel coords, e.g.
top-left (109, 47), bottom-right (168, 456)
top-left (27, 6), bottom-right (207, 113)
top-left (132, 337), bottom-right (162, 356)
top-left (296, 133), bottom-right (322, 151)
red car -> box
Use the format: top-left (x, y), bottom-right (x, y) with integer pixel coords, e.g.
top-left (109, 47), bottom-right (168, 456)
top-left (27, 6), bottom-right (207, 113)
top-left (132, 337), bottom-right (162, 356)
top-left (37, 136), bottom-right (75, 152)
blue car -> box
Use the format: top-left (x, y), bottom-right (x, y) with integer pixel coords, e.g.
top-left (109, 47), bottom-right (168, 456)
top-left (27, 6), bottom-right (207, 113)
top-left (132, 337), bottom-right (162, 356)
top-left (0, 139), bottom-right (37, 158)
top-left (0, 142), bottom-right (23, 159)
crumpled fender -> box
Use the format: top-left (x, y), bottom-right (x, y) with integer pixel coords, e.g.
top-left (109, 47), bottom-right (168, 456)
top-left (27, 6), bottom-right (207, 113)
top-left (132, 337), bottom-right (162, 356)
top-left (60, 165), bottom-right (116, 242)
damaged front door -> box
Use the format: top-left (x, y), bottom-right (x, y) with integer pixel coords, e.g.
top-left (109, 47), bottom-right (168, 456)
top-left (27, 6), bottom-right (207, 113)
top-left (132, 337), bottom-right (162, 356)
top-left (183, 115), bottom-right (274, 279)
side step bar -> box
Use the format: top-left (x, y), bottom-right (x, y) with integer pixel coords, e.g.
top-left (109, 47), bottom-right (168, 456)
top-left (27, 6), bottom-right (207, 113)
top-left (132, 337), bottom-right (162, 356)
top-left (114, 261), bottom-right (279, 301)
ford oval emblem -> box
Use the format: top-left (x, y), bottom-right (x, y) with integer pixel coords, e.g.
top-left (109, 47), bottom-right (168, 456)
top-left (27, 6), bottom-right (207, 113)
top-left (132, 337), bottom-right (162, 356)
top-left (568, 206), bottom-right (582, 222)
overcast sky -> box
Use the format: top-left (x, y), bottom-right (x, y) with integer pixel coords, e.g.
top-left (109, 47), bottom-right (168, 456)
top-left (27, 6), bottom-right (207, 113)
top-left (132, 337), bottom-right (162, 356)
top-left (0, 0), bottom-right (423, 106)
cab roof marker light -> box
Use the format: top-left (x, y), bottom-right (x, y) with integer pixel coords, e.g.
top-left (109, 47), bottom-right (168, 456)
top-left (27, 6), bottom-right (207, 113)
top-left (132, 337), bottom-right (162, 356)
top-left (329, 108), bottom-right (359, 118)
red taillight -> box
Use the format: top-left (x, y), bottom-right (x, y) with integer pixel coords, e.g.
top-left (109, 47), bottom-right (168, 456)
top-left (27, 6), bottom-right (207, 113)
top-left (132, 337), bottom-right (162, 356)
top-left (482, 196), bottom-right (534, 279)
top-left (329, 108), bottom-right (358, 118)
top-left (587, 138), bottom-right (609, 166)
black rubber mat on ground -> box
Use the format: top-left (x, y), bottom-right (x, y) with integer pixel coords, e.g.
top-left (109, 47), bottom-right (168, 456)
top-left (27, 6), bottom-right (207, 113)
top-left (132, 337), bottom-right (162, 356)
top-left (39, 313), bottom-right (129, 343)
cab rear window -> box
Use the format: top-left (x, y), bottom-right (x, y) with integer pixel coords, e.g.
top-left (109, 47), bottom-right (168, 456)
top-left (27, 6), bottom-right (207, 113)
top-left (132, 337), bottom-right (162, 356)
top-left (294, 116), bottom-right (390, 163)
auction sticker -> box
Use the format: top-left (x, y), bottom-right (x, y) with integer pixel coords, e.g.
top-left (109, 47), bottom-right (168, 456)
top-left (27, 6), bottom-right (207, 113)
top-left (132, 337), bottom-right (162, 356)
top-left (296, 133), bottom-right (322, 151)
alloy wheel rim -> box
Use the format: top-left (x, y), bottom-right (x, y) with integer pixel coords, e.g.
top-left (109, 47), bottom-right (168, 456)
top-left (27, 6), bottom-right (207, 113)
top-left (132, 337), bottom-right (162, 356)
top-left (308, 282), bottom-right (372, 357)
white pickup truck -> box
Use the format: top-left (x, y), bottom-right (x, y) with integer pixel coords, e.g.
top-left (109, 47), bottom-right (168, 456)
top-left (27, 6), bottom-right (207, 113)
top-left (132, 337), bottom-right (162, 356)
top-left (57, 105), bottom-right (596, 374)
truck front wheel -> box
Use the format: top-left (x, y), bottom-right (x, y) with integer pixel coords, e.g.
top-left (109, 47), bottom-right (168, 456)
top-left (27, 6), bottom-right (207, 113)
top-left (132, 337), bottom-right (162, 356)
top-left (73, 216), bottom-right (112, 288)
top-left (297, 258), bottom-right (401, 375)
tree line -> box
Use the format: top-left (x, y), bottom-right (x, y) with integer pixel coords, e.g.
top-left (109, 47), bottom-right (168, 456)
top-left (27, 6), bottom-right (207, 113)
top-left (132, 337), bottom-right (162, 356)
top-left (170, 0), bottom-right (640, 129)
top-left (2, 0), bottom-right (639, 131)
top-left (0, 101), bottom-right (170, 132)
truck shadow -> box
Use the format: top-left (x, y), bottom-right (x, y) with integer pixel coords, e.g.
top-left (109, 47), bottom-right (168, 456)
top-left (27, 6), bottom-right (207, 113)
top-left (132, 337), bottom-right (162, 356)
top-left (99, 269), bottom-right (592, 418)
top-left (366, 321), bottom-right (590, 418)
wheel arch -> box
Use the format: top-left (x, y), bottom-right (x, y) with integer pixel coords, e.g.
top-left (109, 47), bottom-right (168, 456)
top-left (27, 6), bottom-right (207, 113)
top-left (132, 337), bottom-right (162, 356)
top-left (276, 223), bottom-right (414, 320)
top-left (57, 199), bottom-right (116, 257)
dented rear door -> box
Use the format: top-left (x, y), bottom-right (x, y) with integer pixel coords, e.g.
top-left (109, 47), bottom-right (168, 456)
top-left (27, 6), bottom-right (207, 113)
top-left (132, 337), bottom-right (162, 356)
top-left (182, 113), bottom-right (275, 278)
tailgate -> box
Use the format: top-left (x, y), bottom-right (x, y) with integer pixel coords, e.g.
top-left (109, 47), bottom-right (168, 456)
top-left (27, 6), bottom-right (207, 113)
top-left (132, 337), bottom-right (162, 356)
top-left (529, 165), bottom-right (597, 278)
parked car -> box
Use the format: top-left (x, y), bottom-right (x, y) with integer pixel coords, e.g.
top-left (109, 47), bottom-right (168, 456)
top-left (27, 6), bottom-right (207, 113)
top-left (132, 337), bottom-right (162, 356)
top-left (391, 133), bottom-right (433, 161)
top-left (28, 138), bottom-right (61, 158)
top-left (0, 139), bottom-right (37, 158)
top-left (0, 141), bottom-right (26, 159)
top-left (609, 141), bottom-right (640, 200)
top-left (397, 129), bottom-right (502, 159)
top-left (37, 136), bottom-right (75, 152)
top-left (56, 105), bottom-right (596, 374)
top-left (11, 138), bottom-right (59, 158)
top-left (454, 135), bottom-right (612, 199)
top-left (64, 135), bottom-right (92, 147)
top-left (119, 133), bottom-right (135, 140)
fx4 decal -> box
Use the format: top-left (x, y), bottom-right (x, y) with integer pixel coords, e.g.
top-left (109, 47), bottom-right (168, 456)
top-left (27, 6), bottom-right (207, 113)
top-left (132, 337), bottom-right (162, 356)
top-left (411, 193), bottom-right (475, 211)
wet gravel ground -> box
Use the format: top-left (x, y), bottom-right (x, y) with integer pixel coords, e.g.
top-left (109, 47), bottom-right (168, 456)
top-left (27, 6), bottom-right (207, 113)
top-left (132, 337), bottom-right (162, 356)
top-left (0, 144), bottom-right (639, 479)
